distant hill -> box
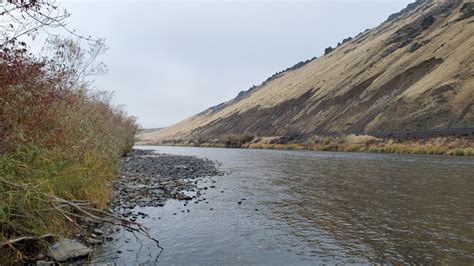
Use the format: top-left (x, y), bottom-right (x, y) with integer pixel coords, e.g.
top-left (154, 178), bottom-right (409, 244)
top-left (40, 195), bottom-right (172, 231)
top-left (138, 128), bottom-right (163, 134)
top-left (142, 0), bottom-right (474, 143)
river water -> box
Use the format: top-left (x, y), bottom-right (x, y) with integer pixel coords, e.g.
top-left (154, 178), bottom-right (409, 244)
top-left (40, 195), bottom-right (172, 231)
top-left (93, 146), bottom-right (474, 265)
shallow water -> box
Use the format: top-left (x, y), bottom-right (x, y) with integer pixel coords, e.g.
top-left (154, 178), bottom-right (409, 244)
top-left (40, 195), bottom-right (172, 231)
top-left (93, 146), bottom-right (474, 265)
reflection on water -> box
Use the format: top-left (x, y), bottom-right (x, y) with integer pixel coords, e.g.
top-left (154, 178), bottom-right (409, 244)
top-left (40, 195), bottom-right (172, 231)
top-left (94, 147), bottom-right (474, 265)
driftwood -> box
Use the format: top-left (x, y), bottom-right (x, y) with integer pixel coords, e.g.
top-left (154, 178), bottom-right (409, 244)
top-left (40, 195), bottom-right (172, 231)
top-left (0, 178), bottom-right (163, 261)
top-left (0, 234), bottom-right (55, 247)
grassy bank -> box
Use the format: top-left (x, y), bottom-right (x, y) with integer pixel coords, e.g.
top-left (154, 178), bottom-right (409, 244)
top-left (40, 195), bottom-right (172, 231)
top-left (0, 40), bottom-right (138, 262)
top-left (149, 134), bottom-right (474, 156)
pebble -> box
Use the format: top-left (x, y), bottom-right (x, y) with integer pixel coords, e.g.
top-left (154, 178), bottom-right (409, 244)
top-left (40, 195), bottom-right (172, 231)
top-left (93, 229), bottom-right (104, 235)
top-left (87, 238), bottom-right (102, 245)
top-left (79, 149), bottom-right (228, 258)
top-left (36, 260), bottom-right (55, 266)
top-left (110, 149), bottom-right (223, 212)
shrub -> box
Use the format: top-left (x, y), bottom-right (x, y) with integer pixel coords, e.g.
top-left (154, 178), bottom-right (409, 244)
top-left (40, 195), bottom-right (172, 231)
top-left (448, 149), bottom-right (465, 156)
top-left (221, 133), bottom-right (254, 148)
top-left (324, 46), bottom-right (334, 55)
top-left (0, 40), bottom-right (138, 261)
top-left (463, 147), bottom-right (474, 156)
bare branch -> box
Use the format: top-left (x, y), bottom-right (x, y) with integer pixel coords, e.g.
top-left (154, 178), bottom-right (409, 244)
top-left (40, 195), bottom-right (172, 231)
top-left (0, 234), bottom-right (55, 247)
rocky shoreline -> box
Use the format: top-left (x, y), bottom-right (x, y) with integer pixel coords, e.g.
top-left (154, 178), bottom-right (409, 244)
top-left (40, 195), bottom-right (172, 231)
top-left (38, 149), bottom-right (223, 264)
top-left (111, 149), bottom-right (223, 213)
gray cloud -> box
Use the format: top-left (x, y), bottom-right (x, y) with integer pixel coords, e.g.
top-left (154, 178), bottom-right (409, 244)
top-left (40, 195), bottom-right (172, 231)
top-left (60, 1), bottom-right (411, 128)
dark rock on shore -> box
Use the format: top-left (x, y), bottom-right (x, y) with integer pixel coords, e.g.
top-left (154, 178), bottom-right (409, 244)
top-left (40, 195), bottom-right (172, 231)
top-left (111, 149), bottom-right (224, 211)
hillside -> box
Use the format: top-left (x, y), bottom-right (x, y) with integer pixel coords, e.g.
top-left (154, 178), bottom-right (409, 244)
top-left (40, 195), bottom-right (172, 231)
top-left (141, 0), bottom-right (474, 143)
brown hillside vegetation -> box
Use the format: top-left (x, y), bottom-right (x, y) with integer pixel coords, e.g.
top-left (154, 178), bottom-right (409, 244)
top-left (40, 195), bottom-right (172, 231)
top-left (141, 0), bottom-right (473, 144)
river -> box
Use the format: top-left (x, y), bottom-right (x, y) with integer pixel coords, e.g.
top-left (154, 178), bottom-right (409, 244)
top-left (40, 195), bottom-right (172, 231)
top-left (93, 146), bottom-right (474, 265)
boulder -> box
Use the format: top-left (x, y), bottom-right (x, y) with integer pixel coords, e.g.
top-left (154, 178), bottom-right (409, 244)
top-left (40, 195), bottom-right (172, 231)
top-left (48, 239), bottom-right (92, 262)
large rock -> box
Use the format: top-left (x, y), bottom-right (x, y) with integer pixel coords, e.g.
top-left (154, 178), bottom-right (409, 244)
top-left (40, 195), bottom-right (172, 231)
top-left (48, 239), bottom-right (92, 262)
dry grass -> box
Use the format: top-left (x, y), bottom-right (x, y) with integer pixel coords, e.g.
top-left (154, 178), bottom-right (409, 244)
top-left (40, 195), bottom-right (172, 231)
top-left (0, 40), bottom-right (138, 262)
top-left (243, 143), bottom-right (306, 150)
top-left (157, 134), bottom-right (474, 156)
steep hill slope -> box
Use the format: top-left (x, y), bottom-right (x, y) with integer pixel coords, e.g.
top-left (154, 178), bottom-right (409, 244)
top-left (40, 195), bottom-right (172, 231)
top-left (142, 0), bottom-right (474, 143)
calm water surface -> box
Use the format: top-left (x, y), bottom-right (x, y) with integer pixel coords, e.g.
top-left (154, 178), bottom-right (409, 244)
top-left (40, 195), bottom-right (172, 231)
top-left (93, 146), bottom-right (474, 265)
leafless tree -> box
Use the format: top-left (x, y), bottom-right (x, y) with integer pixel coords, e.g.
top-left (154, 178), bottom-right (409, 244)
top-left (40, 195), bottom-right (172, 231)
top-left (1, 0), bottom-right (99, 48)
top-left (1, 0), bottom-right (67, 47)
top-left (1, 1), bottom-right (108, 88)
top-left (41, 36), bottom-right (108, 89)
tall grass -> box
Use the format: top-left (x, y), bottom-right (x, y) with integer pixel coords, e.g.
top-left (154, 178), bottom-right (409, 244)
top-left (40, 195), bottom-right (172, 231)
top-left (166, 133), bottom-right (473, 156)
top-left (0, 41), bottom-right (138, 261)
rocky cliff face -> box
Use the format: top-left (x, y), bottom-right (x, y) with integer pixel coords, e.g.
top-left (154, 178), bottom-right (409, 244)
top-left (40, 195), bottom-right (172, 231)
top-left (142, 0), bottom-right (474, 143)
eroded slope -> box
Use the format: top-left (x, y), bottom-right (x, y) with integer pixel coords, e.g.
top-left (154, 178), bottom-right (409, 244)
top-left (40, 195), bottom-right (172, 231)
top-left (142, 0), bottom-right (474, 142)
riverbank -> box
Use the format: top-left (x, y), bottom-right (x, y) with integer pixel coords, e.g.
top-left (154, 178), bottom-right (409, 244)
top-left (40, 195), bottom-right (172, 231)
top-left (140, 134), bottom-right (474, 156)
top-left (4, 149), bottom-right (222, 264)
top-left (0, 38), bottom-right (138, 263)
top-left (87, 149), bottom-right (223, 263)
top-left (110, 149), bottom-right (223, 211)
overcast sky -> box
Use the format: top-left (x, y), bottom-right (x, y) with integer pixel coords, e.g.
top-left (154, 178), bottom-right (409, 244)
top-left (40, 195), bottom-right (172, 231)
top-left (57, 0), bottom-right (412, 128)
